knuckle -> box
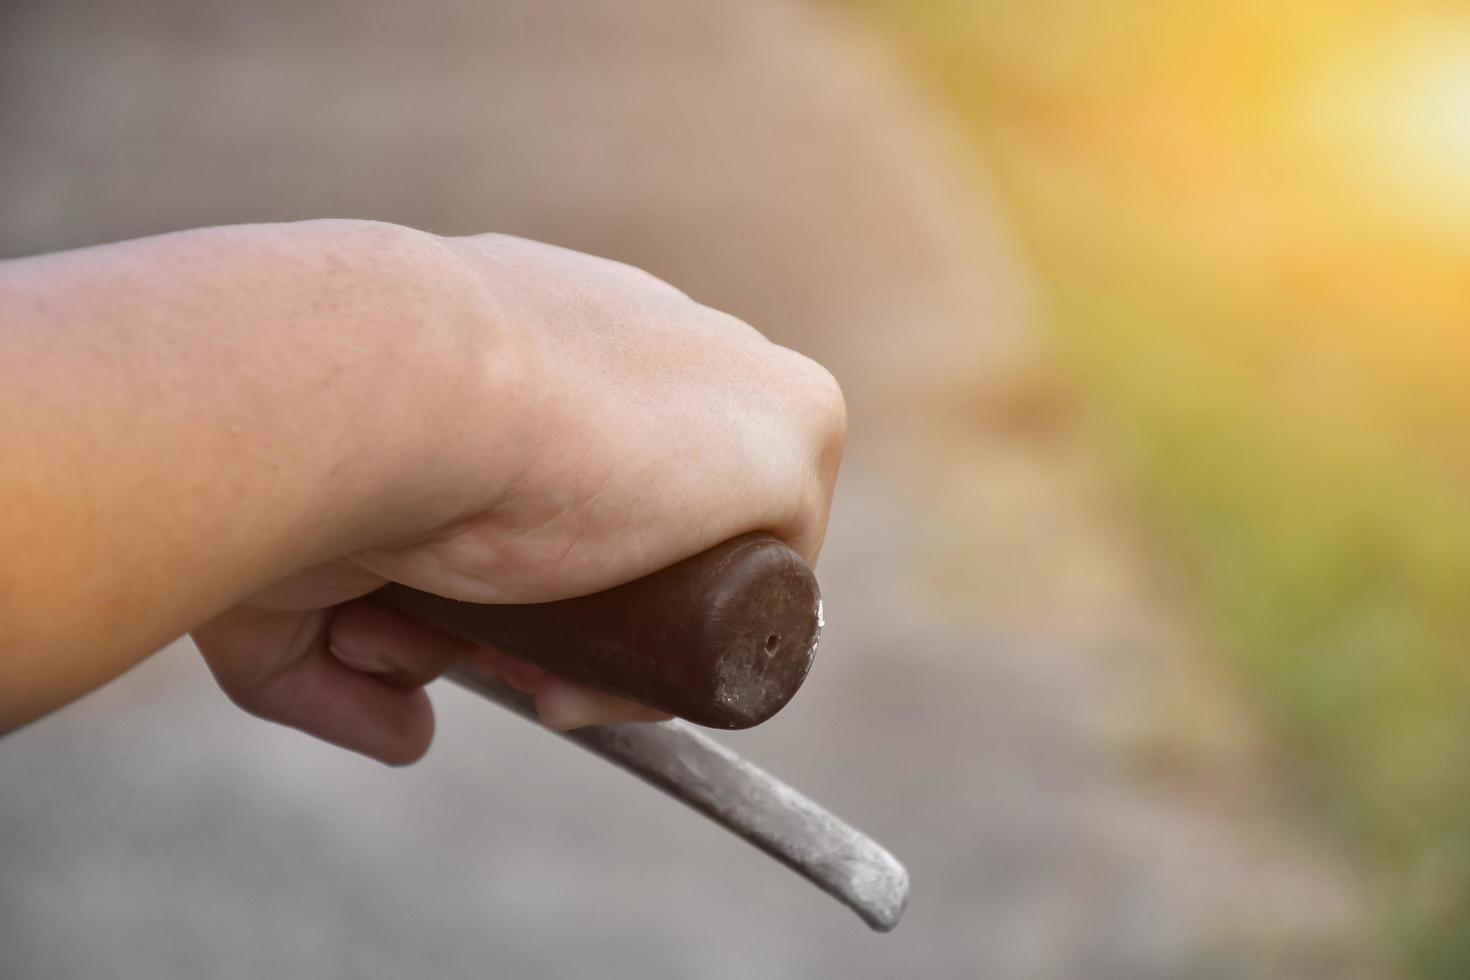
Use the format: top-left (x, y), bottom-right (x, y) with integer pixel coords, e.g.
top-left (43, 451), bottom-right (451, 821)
top-left (792, 354), bottom-right (848, 454)
top-left (216, 676), bottom-right (278, 722)
top-left (708, 308), bottom-right (768, 342)
top-left (197, 644), bottom-right (283, 722)
top-left (594, 253), bottom-right (690, 299)
top-left (756, 350), bottom-right (845, 551)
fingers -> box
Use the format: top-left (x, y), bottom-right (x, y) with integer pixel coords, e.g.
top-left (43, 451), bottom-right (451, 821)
top-left (194, 605), bottom-right (444, 766)
top-left (326, 601), bottom-right (468, 689)
top-left (491, 656), bottom-right (672, 730)
top-left (535, 682), bottom-right (673, 730)
top-left (759, 349), bottom-right (846, 569)
top-left (338, 608), bottom-right (670, 729)
top-left (196, 601), bottom-right (671, 766)
top-left (251, 643), bottom-right (440, 766)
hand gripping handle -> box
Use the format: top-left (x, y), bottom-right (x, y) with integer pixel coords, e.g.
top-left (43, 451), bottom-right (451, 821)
top-left (367, 533), bottom-right (821, 729)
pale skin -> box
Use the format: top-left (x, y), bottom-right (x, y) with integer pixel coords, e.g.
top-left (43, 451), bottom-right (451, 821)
top-left (0, 219), bottom-right (845, 765)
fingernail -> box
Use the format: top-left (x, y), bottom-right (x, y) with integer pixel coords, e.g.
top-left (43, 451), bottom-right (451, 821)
top-left (502, 659), bottom-right (550, 694)
top-left (535, 685), bottom-right (603, 731)
top-left (329, 641), bottom-right (391, 675)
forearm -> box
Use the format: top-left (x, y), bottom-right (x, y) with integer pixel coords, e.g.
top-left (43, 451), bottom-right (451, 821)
top-left (0, 221), bottom-right (842, 761)
top-left (0, 220), bottom-right (510, 729)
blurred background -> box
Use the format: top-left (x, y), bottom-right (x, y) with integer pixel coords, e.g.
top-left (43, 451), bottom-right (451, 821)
top-left (1, 0), bottom-right (1464, 976)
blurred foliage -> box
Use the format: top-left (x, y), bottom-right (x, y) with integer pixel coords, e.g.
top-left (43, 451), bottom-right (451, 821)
top-left (849, 1), bottom-right (1470, 974)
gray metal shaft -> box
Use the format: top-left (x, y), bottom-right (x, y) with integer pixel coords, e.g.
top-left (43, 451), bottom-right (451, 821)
top-left (446, 661), bottom-right (909, 932)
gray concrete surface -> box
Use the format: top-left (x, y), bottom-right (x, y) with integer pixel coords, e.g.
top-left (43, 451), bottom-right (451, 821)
top-left (0, 1), bottom-right (1380, 977)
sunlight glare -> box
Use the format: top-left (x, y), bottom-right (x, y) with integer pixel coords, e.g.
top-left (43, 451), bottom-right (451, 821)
top-left (1297, 13), bottom-right (1470, 240)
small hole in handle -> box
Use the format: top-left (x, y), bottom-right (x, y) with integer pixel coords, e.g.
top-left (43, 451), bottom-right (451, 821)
top-left (763, 634), bottom-right (781, 656)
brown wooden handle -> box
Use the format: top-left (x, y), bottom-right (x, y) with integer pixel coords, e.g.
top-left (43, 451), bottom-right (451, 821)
top-left (366, 533), bottom-right (821, 729)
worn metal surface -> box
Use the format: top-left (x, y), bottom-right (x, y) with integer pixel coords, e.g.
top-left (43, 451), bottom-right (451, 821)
top-left (447, 662), bottom-right (910, 931)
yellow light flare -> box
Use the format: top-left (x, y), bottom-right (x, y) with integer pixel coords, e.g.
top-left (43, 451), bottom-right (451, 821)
top-left (1295, 12), bottom-right (1470, 243)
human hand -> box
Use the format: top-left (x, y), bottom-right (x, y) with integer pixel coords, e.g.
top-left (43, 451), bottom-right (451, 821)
top-left (191, 225), bottom-right (845, 764)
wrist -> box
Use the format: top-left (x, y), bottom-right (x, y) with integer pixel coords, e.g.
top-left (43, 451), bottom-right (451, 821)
top-left (270, 221), bottom-right (539, 561)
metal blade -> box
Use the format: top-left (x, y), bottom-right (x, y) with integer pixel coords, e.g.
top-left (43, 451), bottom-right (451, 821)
top-left (446, 661), bottom-right (910, 932)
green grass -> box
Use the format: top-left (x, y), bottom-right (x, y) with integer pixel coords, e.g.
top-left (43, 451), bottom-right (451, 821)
top-left (1047, 276), bottom-right (1470, 978)
top-left (849, 2), bottom-right (1470, 974)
